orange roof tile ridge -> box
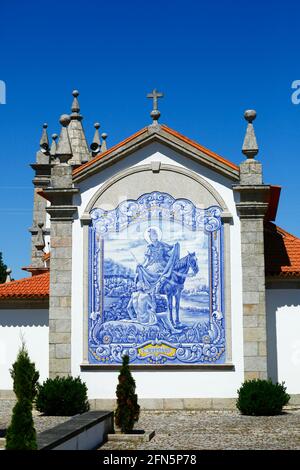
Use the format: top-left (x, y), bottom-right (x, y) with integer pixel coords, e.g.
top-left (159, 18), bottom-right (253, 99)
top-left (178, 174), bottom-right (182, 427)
top-left (73, 124), bottom-right (239, 177)
top-left (161, 125), bottom-right (239, 171)
top-left (275, 224), bottom-right (299, 241)
top-left (73, 127), bottom-right (148, 175)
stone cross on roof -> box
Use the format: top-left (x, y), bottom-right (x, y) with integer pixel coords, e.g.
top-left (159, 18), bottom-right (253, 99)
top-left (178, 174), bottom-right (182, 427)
top-left (147, 88), bottom-right (164, 124)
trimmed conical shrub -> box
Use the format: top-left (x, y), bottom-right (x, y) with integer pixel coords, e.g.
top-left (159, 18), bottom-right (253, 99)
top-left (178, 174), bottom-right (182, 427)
top-left (115, 355), bottom-right (140, 433)
top-left (6, 343), bottom-right (39, 450)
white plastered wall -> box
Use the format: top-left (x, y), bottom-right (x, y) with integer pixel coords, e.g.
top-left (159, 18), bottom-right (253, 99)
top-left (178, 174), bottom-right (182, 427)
top-left (71, 142), bottom-right (244, 399)
top-left (266, 289), bottom-right (300, 394)
top-left (0, 309), bottom-right (49, 389)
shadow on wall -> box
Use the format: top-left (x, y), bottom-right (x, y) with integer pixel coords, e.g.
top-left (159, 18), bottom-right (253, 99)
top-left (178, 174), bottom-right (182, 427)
top-left (0, 309), bottom-right (49, 328)
top-left (264, 222), bottom-right (291, 275)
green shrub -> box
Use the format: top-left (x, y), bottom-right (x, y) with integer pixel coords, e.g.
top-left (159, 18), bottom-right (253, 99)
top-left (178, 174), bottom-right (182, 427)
top-left (237, 379), bottom-right (290, 416)
top-left (6, 343), bottom-right (39, 450)
top-left (35, 376), bottom-right (90, 416)
top-left (115, 355), bottom-right (140, 433)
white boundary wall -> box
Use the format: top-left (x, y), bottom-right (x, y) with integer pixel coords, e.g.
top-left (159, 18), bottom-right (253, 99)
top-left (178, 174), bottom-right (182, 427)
top-left (266, 289), bottom-right (300, 394)
top-left (0, 309), bottom-right (49, 390)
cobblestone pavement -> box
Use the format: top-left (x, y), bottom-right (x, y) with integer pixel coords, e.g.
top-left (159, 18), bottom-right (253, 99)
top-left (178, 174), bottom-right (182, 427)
top-left (100, 409), bottom-right (300, 450)
top-left (0, 400), bottom-right (70, 436)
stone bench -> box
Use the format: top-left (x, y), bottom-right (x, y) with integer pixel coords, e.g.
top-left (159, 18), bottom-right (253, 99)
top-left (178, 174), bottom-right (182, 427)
top-left (37, 411), bottom-right (113, 450)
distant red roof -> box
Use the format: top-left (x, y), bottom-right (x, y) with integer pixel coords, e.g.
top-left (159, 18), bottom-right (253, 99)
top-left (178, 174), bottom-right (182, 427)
top-left (265, 223), bottom-right (300, 277)
top-left (0, 272), bottom-right (49, 299)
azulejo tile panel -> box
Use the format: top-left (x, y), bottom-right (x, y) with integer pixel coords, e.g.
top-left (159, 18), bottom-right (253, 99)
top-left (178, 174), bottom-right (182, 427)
top-left (88, 191), bottom-right (225, 365)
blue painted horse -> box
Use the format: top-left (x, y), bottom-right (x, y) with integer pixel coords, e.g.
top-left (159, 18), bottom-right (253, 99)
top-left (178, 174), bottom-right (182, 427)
top-left (136, 251), bottom-right (199, 327)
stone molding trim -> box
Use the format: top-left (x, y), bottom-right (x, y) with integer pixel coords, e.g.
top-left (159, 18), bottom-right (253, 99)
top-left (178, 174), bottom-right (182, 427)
top-left (83, 164), bottom-right (231, 215)
top-left (81, 363), bottom-right (235, 371)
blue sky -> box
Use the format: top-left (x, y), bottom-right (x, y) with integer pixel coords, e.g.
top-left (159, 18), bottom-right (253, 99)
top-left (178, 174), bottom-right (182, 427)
top-left (1, 0), bottom-right (300, 279)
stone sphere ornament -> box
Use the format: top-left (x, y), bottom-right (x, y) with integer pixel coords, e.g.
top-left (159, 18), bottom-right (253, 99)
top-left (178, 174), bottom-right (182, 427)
top-left (150, 109), bottom-right (161, 121)
top-left (244, 109), bottom-right (257, 123)
top-left (59, 114), bottom-right (71, 127)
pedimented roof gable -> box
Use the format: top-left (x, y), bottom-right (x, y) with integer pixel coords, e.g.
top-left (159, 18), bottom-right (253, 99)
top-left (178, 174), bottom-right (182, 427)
top-left (73, 124), bottom-right (239, 183)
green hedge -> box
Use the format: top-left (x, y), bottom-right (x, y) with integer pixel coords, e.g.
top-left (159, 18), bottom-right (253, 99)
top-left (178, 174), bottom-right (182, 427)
top-left (35, 376), bottom-right (90, 416)
top-left (237, 379), bottom-right (290, 416)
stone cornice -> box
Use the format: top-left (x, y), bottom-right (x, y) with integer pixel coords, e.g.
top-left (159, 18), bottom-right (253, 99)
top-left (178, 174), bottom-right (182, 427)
top-left (235, 202), bottom-right (269, 218)
top-left (46, 205), bottom-right (78, 221)
top-left (233, 184), bottom-right (271, 218)
top-left (41, 187), bottom-right (79, 204)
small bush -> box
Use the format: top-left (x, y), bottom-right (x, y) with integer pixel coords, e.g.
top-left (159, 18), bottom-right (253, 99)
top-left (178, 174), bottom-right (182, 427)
top-left (237, 379), bottom-right (290, 416)
top-left (35, 376), bottom-right (90, 416)
top-left (115, 355), bottom-right (140, 433)
top-left (6, 343), bottom-right (39, 450)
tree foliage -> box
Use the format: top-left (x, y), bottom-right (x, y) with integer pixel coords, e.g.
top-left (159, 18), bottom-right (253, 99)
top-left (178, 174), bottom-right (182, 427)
top-left (6, 343), bottom-right (39, 450)
top-left (115, 355), bottom-right (140, 433)
top-left (0, 252), bottom-right (7, 284)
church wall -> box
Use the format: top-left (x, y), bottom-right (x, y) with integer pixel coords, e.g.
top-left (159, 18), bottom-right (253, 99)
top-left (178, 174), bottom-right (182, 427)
top-left (71, 143), bottom-right (245, 399)
top-left (266, 289), bottom-right (300, 394)
top-left (0, 309), bottom-right (49, 390)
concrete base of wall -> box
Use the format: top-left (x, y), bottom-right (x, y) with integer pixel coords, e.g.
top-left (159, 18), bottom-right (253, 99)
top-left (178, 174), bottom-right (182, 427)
top-left (2, 390), bottom-right (300, 410)
top-left (287, 394), bottom-right (300, 406)
top-left (90, 394), bottom-right (300, 410)
top-left (0, 390), bottom-right (15, 399)
top-left (89, 398), bottom-right (237, 410)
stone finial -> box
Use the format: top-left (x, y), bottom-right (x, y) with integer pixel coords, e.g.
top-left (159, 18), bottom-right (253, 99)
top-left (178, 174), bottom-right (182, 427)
top-left (40, 123), bottom-right (49, 153)
top-left (147, 88), bottom-right (164, 124)
top-left (55, 114), bottom-right (72, 163)
top-left (101, 132), bottom-right (108, 152)
top-left (50, 133), bottom-right (58, 159)
top-left (242, 110), bottom-right (258, 159)
top-left (5, 268), bottom-right (12, 283)
top-left (68, 90), bottom-right (91, 165)
top-left (35, 222), bottom-right (45, 251)
top-left (90, 122), bottom-right (101, 155)
top-left (71, 89), bottom-right (81, 119)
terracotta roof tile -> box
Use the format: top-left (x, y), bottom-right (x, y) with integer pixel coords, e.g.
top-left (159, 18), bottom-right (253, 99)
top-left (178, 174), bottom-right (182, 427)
top-left (161, 125), bottom-right (239, 171)
top-left (265, 222), bottom-right (300, 277)
top-left (0, 272), bottom-right (49, 299)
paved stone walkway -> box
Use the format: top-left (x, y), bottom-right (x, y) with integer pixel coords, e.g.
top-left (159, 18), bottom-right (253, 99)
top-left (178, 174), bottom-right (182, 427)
top-left (100, 409), bottom-right (300, 450)
top-left (0, 400), bottom-right (69, 437)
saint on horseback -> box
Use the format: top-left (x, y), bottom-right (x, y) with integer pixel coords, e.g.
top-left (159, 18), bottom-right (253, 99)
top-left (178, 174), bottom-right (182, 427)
top-left (134, 226), bottom-right (199, 328)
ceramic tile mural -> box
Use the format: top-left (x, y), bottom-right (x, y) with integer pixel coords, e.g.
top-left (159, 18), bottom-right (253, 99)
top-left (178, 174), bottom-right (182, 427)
top-left (88, 191), bottom-right (225, 365)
